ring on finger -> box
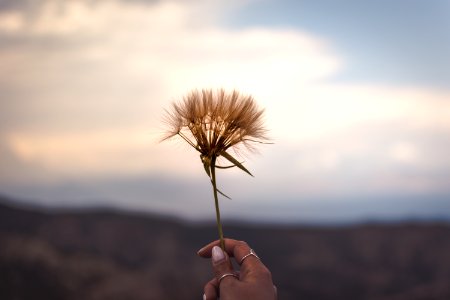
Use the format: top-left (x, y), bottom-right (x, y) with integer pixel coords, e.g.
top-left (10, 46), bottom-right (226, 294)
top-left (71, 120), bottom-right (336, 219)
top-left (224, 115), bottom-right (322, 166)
top-left (239, 249), bottom-right (260, 265)
top-left (218, 273), bottom-right (239, 284)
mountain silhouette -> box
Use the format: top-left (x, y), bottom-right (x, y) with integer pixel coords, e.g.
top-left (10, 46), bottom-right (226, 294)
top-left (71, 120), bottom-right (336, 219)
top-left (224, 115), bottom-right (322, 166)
top-left (1, 196), bottom-right (449, 300)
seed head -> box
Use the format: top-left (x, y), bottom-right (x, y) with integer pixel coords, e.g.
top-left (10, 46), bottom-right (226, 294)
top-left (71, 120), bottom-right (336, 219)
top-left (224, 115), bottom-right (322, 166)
top-left (162, 89), bottom-right (268, 173)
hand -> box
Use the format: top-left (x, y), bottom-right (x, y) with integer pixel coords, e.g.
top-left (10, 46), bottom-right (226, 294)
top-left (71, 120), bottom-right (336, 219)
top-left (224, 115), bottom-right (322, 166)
top-left (197, 238), bottom-right (277, 300)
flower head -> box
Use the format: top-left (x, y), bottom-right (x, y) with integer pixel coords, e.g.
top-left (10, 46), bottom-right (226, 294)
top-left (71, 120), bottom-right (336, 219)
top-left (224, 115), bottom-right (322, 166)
top-left (163, 89), bottom-right (268, 175)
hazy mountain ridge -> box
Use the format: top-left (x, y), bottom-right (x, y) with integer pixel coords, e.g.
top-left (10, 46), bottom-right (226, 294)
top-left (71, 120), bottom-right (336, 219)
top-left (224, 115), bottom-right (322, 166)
top-left (1, 197), bottom-right (450, 300)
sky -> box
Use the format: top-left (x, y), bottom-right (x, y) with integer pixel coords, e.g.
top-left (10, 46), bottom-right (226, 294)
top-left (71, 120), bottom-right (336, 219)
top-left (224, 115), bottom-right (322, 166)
top-left (0, 0), bottom-right (449, 223)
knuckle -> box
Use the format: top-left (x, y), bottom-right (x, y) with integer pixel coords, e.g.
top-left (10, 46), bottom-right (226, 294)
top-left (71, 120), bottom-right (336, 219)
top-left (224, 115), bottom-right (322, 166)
top-left (213, 264), bottom-right (229, 276)
top-left (238, 240), bottom-right (249, 247)
top-left (220, 277), bottom-right (238, 289)
top-left (213, 264), bottom-right (233, 278)
top-left (236, 240), bottom-right (249, 251)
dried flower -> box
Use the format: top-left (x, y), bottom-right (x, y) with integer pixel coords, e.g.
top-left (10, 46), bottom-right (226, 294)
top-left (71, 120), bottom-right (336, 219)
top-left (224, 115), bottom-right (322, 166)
top-left (162, 89), bottom-right (269, 249)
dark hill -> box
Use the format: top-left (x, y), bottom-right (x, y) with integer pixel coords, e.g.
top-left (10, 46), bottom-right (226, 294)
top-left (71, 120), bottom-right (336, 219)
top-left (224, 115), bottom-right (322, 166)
top-left (1, 198), bottom-right (450, 300)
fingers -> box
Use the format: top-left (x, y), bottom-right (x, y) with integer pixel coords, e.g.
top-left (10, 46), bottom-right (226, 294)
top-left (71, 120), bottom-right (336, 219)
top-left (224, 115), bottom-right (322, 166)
top-left (233, 242), bottom-right (261, 268)
top-left (198, 239), bottom-right (253, 262)
top-left (197, 238), bottom-right (236, 257)
top-left (211, 246), bottom-right (237, 284)
top-left (203, 278), bottom-right (218, 300)
top-left (200, 241), bottom-right (276, 300)
top-left (198, 239), bottom-right (267, 276)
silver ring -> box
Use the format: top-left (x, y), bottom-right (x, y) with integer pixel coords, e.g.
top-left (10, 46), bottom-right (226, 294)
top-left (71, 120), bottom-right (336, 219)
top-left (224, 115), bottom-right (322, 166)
top-left (218, 273), bottom-right (239, 284)
top-left (239, 249), bottom-right (260, 265)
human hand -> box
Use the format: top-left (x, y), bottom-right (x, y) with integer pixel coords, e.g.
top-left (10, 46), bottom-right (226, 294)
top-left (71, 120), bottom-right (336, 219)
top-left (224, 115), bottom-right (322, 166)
top-left (197, 238), bottom-right (277, 300)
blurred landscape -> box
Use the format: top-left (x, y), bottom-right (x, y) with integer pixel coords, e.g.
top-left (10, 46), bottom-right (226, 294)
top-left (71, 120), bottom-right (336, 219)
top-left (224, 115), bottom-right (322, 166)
top-left (1, 195), bottom-right (450, 300)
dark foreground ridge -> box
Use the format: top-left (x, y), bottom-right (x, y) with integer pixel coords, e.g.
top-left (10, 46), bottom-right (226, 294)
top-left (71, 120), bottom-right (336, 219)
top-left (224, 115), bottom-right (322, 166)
top-left (1, 197), bottom-right (450, 300)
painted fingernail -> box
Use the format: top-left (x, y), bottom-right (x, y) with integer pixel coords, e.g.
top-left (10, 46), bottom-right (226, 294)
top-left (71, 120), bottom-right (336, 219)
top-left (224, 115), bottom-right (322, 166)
top-left (197, 245), bottom-right (207, 255)
top-left (212, 246), bottom-right (225, 263)
top-left (203, 293), bottom-right (206, 300)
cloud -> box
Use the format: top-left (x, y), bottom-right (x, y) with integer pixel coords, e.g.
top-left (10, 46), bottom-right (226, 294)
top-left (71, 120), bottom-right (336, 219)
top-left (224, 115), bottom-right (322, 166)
top-left (0, 0), bottom-right (449, 215)
top-left (0, 0), bottom-right (339, 173)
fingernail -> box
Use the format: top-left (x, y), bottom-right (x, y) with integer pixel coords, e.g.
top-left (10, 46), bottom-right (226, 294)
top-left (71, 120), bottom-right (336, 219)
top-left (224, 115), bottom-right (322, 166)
top-left (212, 246), bottom-right (225, 263)
top-left (197, 243), bottom-right (209, 254)
top-left (203, 293), bottom-right (206, 300)
top-left (197, 246), bottom-right (206, 255)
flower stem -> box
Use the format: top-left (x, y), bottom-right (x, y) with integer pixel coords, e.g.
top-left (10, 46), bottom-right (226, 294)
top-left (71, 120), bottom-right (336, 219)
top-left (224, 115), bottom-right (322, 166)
top-left (210, 155), bottom-right (225, 250)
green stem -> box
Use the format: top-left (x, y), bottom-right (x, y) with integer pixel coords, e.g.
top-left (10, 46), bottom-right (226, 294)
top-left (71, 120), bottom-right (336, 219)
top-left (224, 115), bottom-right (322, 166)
top-left (210, 155), bottom-right (225, 250)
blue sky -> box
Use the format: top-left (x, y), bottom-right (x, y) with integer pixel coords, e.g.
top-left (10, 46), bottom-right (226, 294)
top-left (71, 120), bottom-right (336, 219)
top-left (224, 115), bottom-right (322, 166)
top-left (0, 0), bottom-right (449, 223)
top-left (226, 0), bottom-right (450, 88)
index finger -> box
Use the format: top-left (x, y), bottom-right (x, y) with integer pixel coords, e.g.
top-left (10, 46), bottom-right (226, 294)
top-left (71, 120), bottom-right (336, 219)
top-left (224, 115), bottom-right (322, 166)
top-left (197, 238), bottom-right (234, 257)
top-left (198, 239), bottom-right (269, 278)
top-left (197, 238), bottom-right (249, 258)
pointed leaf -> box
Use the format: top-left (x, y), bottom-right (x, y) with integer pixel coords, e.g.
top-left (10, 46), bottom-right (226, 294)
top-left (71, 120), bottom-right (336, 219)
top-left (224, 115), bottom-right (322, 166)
top-left (217, 188), bottom-right (232, 199)
top-left (202, 159), bottom-right (211, 178)
top-left (216, 164), bottom-right (236, 169)
top-left (208, 178), bottom-right (232, 199)
top-left (220, 151), bottom-right (253, 177)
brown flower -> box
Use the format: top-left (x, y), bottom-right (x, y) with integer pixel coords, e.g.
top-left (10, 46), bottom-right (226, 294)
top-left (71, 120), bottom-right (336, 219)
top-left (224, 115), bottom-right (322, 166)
top-left (162, 88), bottom-right (269, 249)
top-left (163, 89), bottom-right (267, 175)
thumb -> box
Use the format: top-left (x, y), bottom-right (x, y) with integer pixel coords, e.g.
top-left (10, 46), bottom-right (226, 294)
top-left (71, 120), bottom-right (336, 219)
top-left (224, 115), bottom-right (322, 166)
top-left (211, 246), bottom-right (237, 284)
